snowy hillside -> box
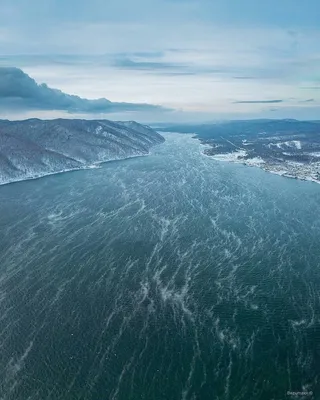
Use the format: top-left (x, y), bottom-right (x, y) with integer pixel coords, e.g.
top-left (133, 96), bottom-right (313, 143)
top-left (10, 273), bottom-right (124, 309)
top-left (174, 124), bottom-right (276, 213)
top-left (0, 119), bottom-right (165, 185)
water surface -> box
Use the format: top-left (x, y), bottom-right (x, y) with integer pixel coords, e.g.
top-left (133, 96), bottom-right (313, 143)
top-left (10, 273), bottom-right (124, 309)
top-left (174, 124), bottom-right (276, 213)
top-left (1, 133), bottom-right (320, 400)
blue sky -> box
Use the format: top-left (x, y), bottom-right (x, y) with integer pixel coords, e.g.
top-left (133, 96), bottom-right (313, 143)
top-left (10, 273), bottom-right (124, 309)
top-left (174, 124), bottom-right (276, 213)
top-left (0, 0), bottom-right (319, 122)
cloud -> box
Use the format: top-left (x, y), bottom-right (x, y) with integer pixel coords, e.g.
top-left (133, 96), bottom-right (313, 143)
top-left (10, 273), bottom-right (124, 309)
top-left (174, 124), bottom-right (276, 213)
top-left (0, 67), bottom-right (171, 114)
top-left (111, 56), bottom-right (242, 76)
top-left (232, 76), bottom-right (256, 80)
top-left (112, 56), bottom-right (206, 76)
top-left (1, 0), bottom-right (320, 123)
top-left (130, 51), bottom-right (164, 58)
top-left (300, 98), bottom-right (315, 102)
top-left (112, 57), bottom-right (186, 71)
top-left (233, 99), bottom-right (284, 104)
top-left (301, 86), bottom-right (320, 90)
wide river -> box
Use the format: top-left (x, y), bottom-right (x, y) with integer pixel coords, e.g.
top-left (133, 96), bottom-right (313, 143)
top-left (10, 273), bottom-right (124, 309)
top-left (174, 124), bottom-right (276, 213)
top-left (1, 133), bottom-right (320, 400)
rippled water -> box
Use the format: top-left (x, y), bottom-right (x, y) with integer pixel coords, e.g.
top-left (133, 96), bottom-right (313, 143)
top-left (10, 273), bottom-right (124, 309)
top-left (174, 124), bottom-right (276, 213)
top-left (1, 133), bottom-right (320, 400)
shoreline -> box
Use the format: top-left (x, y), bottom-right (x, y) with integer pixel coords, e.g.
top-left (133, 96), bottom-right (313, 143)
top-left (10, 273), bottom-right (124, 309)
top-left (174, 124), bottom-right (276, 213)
top-left (201, 150), bottom-right (320, 185)
top-left (0, 153), bottom-right (150, 187)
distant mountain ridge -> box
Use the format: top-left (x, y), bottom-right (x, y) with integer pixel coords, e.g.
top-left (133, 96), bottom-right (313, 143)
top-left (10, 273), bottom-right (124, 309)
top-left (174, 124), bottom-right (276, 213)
top-left (156, 119), bottom-right (320, 137)
top-left (0, 118), bottom-right (165, 185)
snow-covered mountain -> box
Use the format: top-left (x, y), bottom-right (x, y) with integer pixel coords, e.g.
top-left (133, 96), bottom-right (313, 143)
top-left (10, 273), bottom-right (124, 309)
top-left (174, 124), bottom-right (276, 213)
top-left (0, 118), bottom-right (165, 185)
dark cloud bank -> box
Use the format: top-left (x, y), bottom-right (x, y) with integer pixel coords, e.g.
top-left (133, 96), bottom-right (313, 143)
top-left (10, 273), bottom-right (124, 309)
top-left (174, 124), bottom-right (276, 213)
top-left (0, 67), bottom-right (170, 114)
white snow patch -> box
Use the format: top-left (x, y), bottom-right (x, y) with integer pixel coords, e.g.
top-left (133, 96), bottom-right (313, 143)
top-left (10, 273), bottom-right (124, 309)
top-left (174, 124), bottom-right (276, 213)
top-left (292, 140), bottom-right (302, 150)
top-left (210, 150), bottom-right (247, 162)
top-left (268, 140), bottom-right (302, 150)
top-left (243, 157), bottom-right (265, 166)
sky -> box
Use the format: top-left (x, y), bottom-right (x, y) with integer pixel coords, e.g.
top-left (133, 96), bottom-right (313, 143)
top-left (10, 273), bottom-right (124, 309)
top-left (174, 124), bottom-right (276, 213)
top-left (0, 0), bottom-right (320, 123)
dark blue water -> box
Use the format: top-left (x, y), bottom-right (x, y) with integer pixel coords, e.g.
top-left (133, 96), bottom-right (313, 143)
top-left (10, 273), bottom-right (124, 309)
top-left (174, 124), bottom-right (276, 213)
top-left (1, 133), bottom-right (320, 400)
